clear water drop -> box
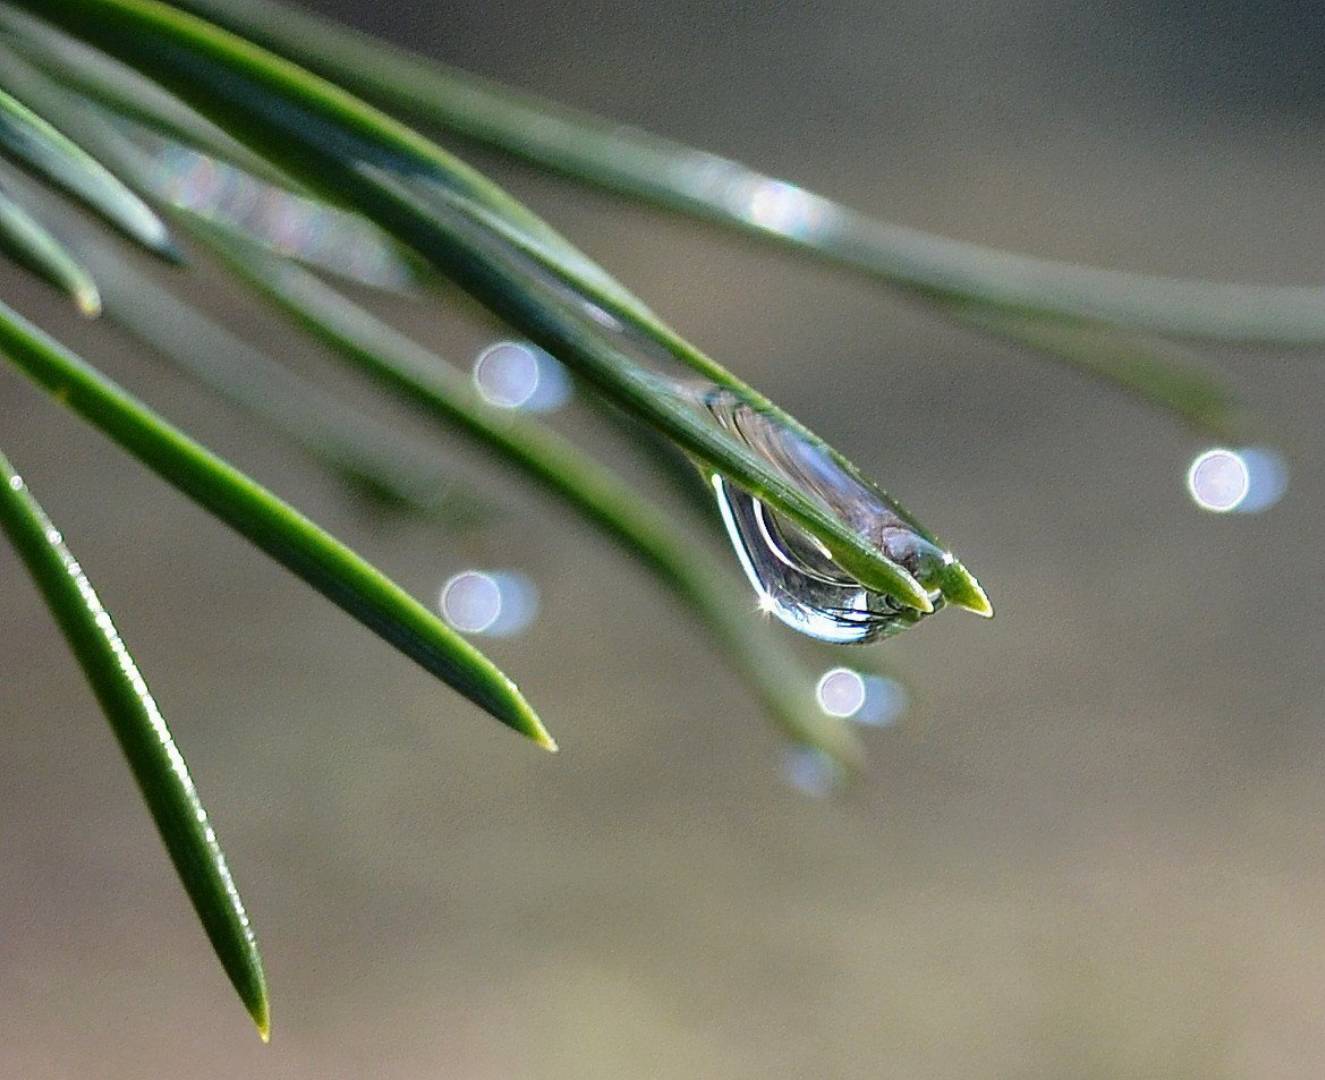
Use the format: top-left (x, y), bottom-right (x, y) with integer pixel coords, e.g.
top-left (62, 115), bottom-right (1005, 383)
top-left (472, 340), bottom-right (572, 412)
top-left (1185, 446), bottom-right (1288, 514)
top-left (439, 570), bottom-right (540, 636)
top-left (815, 667), bottom-right (908, 726)
top-left (816, 667), bottom-right (868, 718)
top-left (439, 571), bottom-right (502, 633)
top-left (352, 159), bottom-right (991, 638)
top-left (1186, 448), bottom-right (1249, 512)
top-left (702, 391), bottom-right (960, 644)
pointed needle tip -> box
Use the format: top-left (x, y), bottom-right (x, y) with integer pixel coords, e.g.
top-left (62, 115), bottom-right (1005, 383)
top-left (157, 237), bottom-right (189, 266)
top-left (889, 566), bottom-right (934, 613)
top-left (893, 576), bottom-right (934, 613)
top-left (519, 707), bottom-right (558, 752)
top-left (75, 290), bottom-right (102, 319)
top-left (252, 1003), bottom-right (271, 1043)
top-left (942, 564), bottom-right (994, 618)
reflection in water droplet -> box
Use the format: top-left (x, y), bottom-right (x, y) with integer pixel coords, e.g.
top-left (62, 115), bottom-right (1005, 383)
top-left (782, 746), bottom-right (845, 798)
top-left (472, 341), bottom-right (572, 412)
top-left (701, 391), bottom-right (950, 643)
top-left (816, 667), bottom-right (867, 718)
top-left (1187, 448), bottom-right (1249, 512)
top-left (439, 570), bottom-right (539, 636)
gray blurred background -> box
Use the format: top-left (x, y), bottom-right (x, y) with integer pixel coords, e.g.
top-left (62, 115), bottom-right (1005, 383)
top-left (3, 1), bottom-right (1325, 1076)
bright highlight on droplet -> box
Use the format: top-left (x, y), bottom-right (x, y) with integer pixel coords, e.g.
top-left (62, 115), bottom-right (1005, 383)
top-left (472, 341), bottom-right (571, 412)
top-left (740, 179), bottom-right (823, 236)
top-left (439, 570), bottom-right (540, 637)
top-left (1186, 448), bottom-right (1250, 512)
top-left (816, 667), bottom-right (867, 718)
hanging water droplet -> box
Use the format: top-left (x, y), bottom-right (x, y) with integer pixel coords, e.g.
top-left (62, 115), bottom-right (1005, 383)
top-left (353, 155), bottom-right (992, 635)
top-left (699, 390), bottom-right (984, 643)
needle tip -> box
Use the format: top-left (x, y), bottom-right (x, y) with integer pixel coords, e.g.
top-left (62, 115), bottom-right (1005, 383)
top-left (251, 1000), bottom-right (271, 1043)
top-left (75, 287), bottom-right (102, 318)
top-left (941, 563), bottom-right (994, 618)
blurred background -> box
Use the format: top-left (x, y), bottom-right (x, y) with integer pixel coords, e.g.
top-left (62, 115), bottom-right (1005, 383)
top-left (3, 1), bottom-right (1324, 1076)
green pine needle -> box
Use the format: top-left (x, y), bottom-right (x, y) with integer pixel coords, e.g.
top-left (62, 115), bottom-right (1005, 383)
top-left (0, 296), bottom-right (556, 750)
top-left (0, 449), bottom-right (269, 1038)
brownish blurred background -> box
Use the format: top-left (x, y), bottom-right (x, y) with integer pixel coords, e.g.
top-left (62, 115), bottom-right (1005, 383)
top-left (3, 1), bottom-right (1324, 1076)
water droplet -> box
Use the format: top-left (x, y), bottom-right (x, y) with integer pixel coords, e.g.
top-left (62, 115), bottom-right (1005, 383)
top-left (737, 179), bottom-right (827, 237)
top-left (354, 158), bottom-right (990, 635)
top-left (782, 746), bottom-right (845, 797)
top-left (701, 391), bottom-right (959, 643)
top-left (439, 570), bottom-right (540, 636)
top-left (816, 667), bottom-right (909, 726)
top-left (816, 667), bottom-right (867, 718)
top-left (1187, 448), bottom-right (1249, 512)
top-left (472, 340), bottom-right (571, 411)
top-left (440, 571), bottom-right (502, 633)
top-left (1186, 447), bottom-right (1289, 514)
